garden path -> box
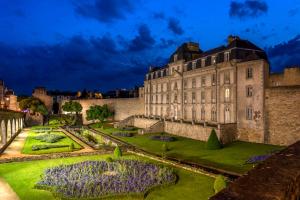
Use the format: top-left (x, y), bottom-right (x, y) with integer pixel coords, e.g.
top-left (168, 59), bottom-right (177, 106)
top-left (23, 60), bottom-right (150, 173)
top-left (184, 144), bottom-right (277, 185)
top-left (0, 178), bottom-right (20, 200)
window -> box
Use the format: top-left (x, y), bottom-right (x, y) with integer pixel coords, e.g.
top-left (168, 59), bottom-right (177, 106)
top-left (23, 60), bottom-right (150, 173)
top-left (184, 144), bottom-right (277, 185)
top-left (156, 95), bottom-right (158, 103)
top-left (225, 52), bottom-right (230, 61)
top-left (224, 71), bottom-right (230, 84)
top-left (174, 82), bottom-right (178, 90)
top-left (184, 92), bottom-right (187, 104)
top-left (161, 106), bottom-right (163, 116)
top-left (212, 74), bottom-right (216, 86)
top-left (192, 78), bottom-right (196, 88)
top-left (246, 86), bottom-right (253, 97)
top-left (201, 90), bottom-right (205, 103)
top-left (211, 89), bottom-right (216, 103)
top-left (192, 92), bottom-right (196, 103)
top-left (183, 108), bottom-right (187, 119)
top-left (184, 79), bottom-right (188, 89)
top-left (201, 76), bottom-right (206, 86)
top-left (174, 94), bottom-right (177, 103)
top-left (211, 107), bottom-right (217, 121)
top-left (246, 67), bottom-right (253, 79)
top-left (166, 94), bottom-right (169, 102)
top-left (192, 108), bottom-right (196, 120)
top-left (225, 88), bottom-right (230, 102)
top-left (246, 107), bottom-right (253, 120)
top-left (201, 107), bottom-right (205, 120)
top-left (212, 56), bottom-right (216, 64)
top-left (225, 107), bottom-right (230, 123)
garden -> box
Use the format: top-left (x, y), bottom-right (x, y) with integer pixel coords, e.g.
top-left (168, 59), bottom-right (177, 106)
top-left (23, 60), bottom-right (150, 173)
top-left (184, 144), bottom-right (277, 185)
top-left (90, 122), bottom-right (284, 174)
top-left (0, 153), bottom-right (216, 200)
top-left (22, 126), bottom-right (82, 154)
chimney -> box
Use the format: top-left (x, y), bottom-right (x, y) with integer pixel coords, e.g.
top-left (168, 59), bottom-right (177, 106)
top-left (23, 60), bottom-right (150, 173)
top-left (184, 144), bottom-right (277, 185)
top-left (227, 35), bottom-right (240, 44)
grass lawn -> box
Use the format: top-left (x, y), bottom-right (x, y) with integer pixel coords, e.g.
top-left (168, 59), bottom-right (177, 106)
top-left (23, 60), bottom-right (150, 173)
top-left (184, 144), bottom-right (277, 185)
top-left (91, 123), bottom-right (284, 174)
top-left (0, 154), bottom-right (215, 200)
top-left (22, 128), bottom-right (82, 155)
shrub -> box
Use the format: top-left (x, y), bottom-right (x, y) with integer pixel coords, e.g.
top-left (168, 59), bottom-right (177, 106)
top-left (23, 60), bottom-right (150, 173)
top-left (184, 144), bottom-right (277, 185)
top-left (69, 143), bottom-right (75, 151)
top-left (206, 129), bottom-right (222, 150)
top-left (32, 144), bottom-right (69, 151)
top-left (34, 134), bottom-right (65, 143)
top-left (214, 175), bottom-right (227, 194)
top-left (150, 135), bottom-right (177, 142)
top-left (112, 132), bottom-right (134, 137)
top-left (105, 156), bottom-right (113, 162)
top-left (114, 146), bottom-right (122, 158)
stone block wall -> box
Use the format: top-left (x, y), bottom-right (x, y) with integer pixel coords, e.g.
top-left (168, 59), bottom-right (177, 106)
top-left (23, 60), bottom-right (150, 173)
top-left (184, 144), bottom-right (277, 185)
top-left (64, 98), bottom-right (144, 124)
top-left (265, 86), bottom-right (300, 146)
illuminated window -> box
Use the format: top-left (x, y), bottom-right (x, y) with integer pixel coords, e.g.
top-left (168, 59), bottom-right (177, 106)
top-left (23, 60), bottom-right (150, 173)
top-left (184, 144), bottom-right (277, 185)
top-left (192, 92), bottom-right (196, 103)
top-left (212, 74), bottom-right (216, 86)
top-left (225, 52), bottom-right (230, 61)
top-left (184, 92), bottom-right (187, 104)
top-left (225, 88), bottom-right (230, 102)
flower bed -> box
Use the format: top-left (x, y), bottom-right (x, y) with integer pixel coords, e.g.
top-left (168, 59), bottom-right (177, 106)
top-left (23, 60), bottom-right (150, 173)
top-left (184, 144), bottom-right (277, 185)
top-left (67, 128), bottom-right (101, 149)
top-left (245, 154), bottom-right (271, 164)
top-left (150, 135), bottom-right (177, 142)
top-left (112, 132), bottom-right (135, 137)
top-left (35, 160), bottom-right (176, 199)
top-left (32, 144), bottom-right (70, 151)
top-left (34, 134), bottom-right (65, 143)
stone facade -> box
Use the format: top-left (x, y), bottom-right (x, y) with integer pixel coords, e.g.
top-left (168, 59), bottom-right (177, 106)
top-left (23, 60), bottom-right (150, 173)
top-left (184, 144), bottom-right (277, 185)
top-left (32, 87), bottom-right (53, 112)
top-left (265, 86), bottom-right (300, 145)
top-left (268, 67), bottom-right (300, 86)
top-left (63, 98), bottom-right (144, 124)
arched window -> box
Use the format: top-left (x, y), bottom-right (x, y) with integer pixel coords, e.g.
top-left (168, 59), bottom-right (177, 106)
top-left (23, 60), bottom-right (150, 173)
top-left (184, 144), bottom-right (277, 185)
top-left (211, 107), bottom-right (217, 121)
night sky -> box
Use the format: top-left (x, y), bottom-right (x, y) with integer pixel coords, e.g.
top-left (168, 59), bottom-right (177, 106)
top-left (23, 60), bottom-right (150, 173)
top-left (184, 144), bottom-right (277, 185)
top-left (0, 0), bottom-right (300, 95)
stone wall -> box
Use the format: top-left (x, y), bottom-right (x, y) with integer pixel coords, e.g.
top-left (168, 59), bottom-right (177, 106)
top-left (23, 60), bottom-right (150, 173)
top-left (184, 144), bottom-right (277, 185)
top-left (133, 118), bottom-right (158, 129)
top-left (164, 121), bottom-right (214, 141)
top-left (66, 98), bottom-right (144, 124)
top-left (210, 141), bottom-right (300, 200)
top-left (265, 86), bottom-right (300, 146)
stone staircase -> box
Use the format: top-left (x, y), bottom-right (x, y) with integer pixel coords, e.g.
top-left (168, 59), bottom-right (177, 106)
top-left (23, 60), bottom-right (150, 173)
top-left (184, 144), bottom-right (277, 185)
top-left (114, 115), bottom-right (135, 129)
top-left (138, 120), bottom-right (164, 134)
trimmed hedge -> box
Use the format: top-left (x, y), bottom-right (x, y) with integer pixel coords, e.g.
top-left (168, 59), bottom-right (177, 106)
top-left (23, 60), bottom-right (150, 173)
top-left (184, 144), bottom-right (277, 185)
top-left (34, 134), bottom-right (65, 143)
top-left (214, 175), bottom-right (227, 194)
top-left (32, 144), bottom-right (70, 151)
top-left (205, 129), bottom-right (222, 150)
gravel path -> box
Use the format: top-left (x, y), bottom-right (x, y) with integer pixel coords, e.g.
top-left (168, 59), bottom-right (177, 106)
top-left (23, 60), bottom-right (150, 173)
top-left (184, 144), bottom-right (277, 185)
top-left (0, 178), bottom-right (20, 200)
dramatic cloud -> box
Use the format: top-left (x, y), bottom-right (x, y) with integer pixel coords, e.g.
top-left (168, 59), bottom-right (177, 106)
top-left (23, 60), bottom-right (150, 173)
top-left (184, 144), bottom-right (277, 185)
top-left (74, 0), bottom-right (136, 23)
top-left (229, 0), bottom-right (268, 19)
top-left (168, 18), bottom-right (184, 35)
top-left (128, 24), bottom-right (155, 52)
top-left (266, 34), bottom-right (300, 72)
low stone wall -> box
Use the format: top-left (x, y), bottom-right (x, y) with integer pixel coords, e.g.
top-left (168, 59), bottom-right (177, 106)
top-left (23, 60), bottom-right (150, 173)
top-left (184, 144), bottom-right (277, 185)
top-left (210, 141), bottom-right (300, 200)
top-left (219, 123), bottom-right (237, 144)
top-left (164, 121), bottom-right (214, 141)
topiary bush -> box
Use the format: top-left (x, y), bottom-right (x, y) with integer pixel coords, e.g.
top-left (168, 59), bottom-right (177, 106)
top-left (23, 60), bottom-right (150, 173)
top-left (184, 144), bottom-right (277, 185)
top-left (214, 175), bottom-right (227, 194)
top-left (105, 156), bottom-right (113, 162)
top-left (114, 146), bottom-right (122, 158)
top-left (162, 143), bottom-right (169, 152)
top-left (69, 143), bottom-right (75, 151)
top-left (206, 129), bottom-right (222, 150)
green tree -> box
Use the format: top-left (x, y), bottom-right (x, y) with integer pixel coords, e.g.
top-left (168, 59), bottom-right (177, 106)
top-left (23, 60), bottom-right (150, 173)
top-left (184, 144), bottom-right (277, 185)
top-left (19, 97), bottom-right (49, 125)
top-left (206, 129), bottom-right (222, 150)
top-left (62, 101), bottom-right (82, 114)
top-left (86, 104), bottom-right (113, 123)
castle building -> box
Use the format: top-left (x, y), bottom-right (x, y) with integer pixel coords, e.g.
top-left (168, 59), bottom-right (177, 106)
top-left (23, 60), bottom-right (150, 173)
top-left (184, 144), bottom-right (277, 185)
top-left (143, 36), bottom-right (300, 145)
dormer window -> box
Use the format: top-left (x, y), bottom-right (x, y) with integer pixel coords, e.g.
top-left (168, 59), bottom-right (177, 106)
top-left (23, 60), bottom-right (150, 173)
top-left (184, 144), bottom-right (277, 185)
top-left (225, 52), bottom-right (230, 61)
top-left (212, 56), bottom-right (216, 64)
top-left (174, 54), bottom-right (178, 62)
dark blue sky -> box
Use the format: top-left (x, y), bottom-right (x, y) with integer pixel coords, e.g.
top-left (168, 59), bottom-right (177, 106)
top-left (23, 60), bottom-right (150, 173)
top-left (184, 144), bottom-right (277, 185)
top-left (0, 0), bottom-right (300, 95)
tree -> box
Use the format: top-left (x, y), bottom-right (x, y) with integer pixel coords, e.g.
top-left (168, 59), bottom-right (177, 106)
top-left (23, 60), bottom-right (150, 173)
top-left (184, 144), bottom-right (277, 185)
top-left (86, 104), bottom-right (113, 123)
top-left (206, 129), bottom-right (222, 150)
top-left (62, 101), bottom-right (82, 114)
top-left (19, 97), bottom-right (49, 125)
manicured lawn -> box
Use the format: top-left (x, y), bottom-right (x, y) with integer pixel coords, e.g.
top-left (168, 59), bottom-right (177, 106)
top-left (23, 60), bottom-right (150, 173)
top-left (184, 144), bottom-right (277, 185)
top-left (0, 154), bottom-right (215, 200)
top-left (22, 128), bottom-right (82, 154)
top-left (91, 123), bottom-right (284, 174)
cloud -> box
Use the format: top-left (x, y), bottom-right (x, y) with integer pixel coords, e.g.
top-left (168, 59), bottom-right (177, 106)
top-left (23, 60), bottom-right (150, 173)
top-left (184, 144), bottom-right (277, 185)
top-left (153, 12), bottom-right (165, 19)
top-left (128, 24), bottom-right (155, 52)
top-left (168, 17), bottom-right (184, 35)
top-left (229, 0), bottom-right (268, 19)
top-left (288, 8), bottom-right (299, 17)
top-left (266, 34), bottom-right (300, 72)
top-left (74, 0), bottom-right (136, 23)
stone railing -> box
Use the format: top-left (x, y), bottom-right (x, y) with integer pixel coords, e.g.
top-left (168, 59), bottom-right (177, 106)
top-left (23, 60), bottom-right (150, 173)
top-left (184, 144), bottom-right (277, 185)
top-left (210, 141), bottom-right (300, 200)
top-left (138, 120), bottom-right (164, 134)
top-left (114, 115), bottom-right (135, 129)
